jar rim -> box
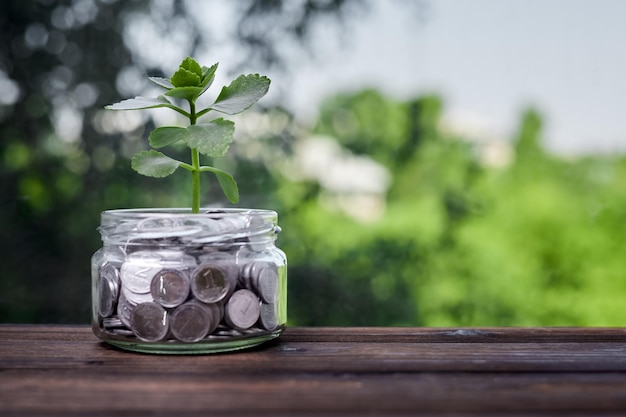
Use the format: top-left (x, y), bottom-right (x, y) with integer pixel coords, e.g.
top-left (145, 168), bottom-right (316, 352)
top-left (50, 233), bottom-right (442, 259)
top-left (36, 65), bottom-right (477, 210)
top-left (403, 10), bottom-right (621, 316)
top-left (102, 208), bottom-right (277, 221)
top-left (99, 208), bottom-right (279, 246)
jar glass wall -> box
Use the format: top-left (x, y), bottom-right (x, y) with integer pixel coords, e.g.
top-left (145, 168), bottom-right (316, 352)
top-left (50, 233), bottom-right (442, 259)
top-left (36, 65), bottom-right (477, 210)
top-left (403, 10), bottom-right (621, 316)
top-left (91, 208), bottom-right (287, 354)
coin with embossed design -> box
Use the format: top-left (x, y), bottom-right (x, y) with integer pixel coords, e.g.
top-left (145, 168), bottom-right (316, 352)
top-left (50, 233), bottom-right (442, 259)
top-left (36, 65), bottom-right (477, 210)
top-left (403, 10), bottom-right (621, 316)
top-left (129, 302), bottom-right (169, 342)
top-left (190, 264), bottom-right (230, 303)
top-left (150, 269), bottom-right (190, 308)
top-left (224, 289), bottom-right (260, 330)
top-left (170, 301), bottom-right (214, 342)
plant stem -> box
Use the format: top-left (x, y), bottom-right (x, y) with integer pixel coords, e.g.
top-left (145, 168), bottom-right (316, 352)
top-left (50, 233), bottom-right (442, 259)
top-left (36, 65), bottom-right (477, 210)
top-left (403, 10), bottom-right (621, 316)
top-left (191, 148), bottom-right (200, 213)
top-left (189, 100), bottom-right (200, 213)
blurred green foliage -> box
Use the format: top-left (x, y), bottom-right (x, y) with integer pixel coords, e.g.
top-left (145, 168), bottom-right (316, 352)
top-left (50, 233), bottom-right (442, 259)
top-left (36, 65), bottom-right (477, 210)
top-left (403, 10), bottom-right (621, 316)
top-left (282, 91), bottom-right (626, 326)
top-left (2, 0), bottom-right (625, 326)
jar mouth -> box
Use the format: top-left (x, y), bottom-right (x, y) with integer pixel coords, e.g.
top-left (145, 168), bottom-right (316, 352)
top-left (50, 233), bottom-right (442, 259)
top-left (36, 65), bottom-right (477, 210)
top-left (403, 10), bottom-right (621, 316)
top-left (99, 208), bottom-right (279, 246)
top-left (102, 208), bottom-right (277, 220)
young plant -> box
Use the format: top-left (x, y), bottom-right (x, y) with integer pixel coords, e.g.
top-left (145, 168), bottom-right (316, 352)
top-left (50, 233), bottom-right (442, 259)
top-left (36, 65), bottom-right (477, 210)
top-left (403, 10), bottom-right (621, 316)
top-left (105, 57), bottom-right (270, 213)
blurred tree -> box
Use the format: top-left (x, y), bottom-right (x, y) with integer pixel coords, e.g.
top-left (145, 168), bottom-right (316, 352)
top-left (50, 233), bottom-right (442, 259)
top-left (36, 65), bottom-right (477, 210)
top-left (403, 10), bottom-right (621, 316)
top-left (234, 0), bottom-right (366, 69)
top-left (4, 0), bottom-right (624, 328)
top-left (514, 108), bottom-right (544, 162)
top-left (279, 89), bottom-right (626, 327)
top-left (0, 0), bottom-right (149, 322)
top-left (0, 0), bottom-right (368, 323)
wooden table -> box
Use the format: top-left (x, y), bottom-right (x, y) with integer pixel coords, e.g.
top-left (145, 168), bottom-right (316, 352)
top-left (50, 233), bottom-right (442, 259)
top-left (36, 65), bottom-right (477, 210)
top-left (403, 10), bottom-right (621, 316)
top-left (2, 325), bottom-right (626, 416)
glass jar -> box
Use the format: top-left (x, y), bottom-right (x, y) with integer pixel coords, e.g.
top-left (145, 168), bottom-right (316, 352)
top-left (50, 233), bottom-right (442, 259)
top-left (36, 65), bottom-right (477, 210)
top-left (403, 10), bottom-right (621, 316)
top-left (91, 208), bottom-right (287, 354)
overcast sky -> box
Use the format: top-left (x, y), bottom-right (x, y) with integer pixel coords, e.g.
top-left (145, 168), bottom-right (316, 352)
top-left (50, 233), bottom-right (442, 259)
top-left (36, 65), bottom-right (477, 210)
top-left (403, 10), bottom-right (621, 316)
top-left (150, 1), bottom-right (626, 156)
top-left (279, 0), bottom-right (626, 155)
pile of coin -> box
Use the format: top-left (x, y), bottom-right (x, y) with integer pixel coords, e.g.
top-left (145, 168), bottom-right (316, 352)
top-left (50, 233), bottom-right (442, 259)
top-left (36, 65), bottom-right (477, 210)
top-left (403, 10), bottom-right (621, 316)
top-left (97, 247), bottom-right (281, 343)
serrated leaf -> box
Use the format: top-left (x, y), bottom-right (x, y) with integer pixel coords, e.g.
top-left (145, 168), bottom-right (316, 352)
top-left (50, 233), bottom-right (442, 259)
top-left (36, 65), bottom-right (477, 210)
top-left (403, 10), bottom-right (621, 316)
top-left (170, 67), bottom-right (201, 88)
top-left (214, 169), bottom-right (239, 203)
top-left (180, 57), bottom-right (203, 78)
top-left (165, 86), bottom-right (204, 101)
top-left (131, 150), bottom-right (180, 178)
top-left (105, 96), bottom-right (172, 111)
top-left (149, 127), bottom-right (186, 148)
top-left (183, 119), bottom-right (235, 157)
top-left (209, 74), bottom-right (270, 115)
top-left (148, 77), bottom-right (174, 89)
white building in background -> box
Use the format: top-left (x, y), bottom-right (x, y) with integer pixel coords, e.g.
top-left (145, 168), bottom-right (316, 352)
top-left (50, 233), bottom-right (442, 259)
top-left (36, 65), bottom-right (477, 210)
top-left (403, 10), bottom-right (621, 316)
top-left (286, 135), bottom-right (391, 222)
top-left (439, 110), bottom-right (513, 168)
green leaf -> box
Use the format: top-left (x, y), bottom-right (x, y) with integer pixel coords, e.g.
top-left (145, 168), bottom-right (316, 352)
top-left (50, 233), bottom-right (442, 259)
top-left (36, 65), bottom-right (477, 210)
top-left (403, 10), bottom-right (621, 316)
top-left (170, 67), bottom-right (201, 88)
top-left (197, 63), bottom-right (218, 98)
top-left (180, 57), bottom-right (203, 78)
top-left (182, 119), bottom-right (235, 157)
top-left (165, 86), bottom-right (204, 101)
top-left (105, 96), bottom-right (173, 111)
top-left (214, 169), bottom-right (239, 203)
top-left (131, 150), bottom-right (180, 178)
top-left (148, 77), bottom-right (174, 89)
top-left (201, 166), bottom-right (239, 203)
top-left (148, 127), bottom-right (186, 148)
top-left (201, 63), bottom-right (218, 88)
top-left (209, 74), bottom-right (271, 115)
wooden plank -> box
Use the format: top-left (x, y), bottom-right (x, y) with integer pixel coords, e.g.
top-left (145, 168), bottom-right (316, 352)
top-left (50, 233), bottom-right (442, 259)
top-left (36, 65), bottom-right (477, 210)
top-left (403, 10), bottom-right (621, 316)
top-left (3, 325), bottom-right (626, 416)
top-left (2, 370), bottom-right (626, 415)
top-left (4, 324), bottom-right (626, 343)
top-left (2, 326), bottom-right (626, 373)
top-left (281, 326), bottom-right (626, 343)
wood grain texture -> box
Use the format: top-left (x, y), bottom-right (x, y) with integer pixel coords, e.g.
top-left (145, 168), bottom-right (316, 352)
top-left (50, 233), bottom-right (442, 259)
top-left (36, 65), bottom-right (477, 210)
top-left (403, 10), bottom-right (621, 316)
top-left (2, 325), bottom-right (626, 416)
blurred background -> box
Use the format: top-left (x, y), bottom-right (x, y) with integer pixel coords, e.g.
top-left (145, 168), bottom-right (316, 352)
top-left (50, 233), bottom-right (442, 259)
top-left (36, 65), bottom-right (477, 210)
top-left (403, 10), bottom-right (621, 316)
top-left (2, 0), bottom-right (626, 325)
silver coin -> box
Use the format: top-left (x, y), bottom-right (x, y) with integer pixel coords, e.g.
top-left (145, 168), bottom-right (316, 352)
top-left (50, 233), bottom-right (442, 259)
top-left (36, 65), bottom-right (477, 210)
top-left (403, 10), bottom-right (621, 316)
top-left (121, 251), bottom-right (196, 295)
top-left (198, 253), bottom-right (238, 292)
top-left (239, 261), bottom-right (278, 304)
top-left (198, 250), bottom-right (235, 263)
top-left (135, 216), bottom-right (202, 239)
top-left (169, 301), bottom-right (214, 342)
top-left (221, 265), bottom-right (239, 298)
top-left (102, 317), bottom-right (124, 329)
top-left (256, 264), bottom-right (279, 304)
top-left (259, 303), bottom-right (278, 330)
top-left (183, 216), bottom-right (246, 244)
top-left (155, 250), bottom-right (197, 269)
top-left (150, 269), bottom-right (190, 308)
top-left (242, 327), bottom-right (263, 334)
top-left (217, 215), bottom-right (247, 233)
top-left (235, 247), bottom-right (258, 264)
top-left (122, 284), bottom-right (154, 305)
top-left (103, 246), bottom-right (126, 265)
top-left (206, 334), bottom-right (233, 340)
top-left (245, 211), bottom-right (271, 251)
top-left (244, 211), bottom-right (266, 229)
top-left (238, 261), bottom-right (259, 289)
top-left (205, 302), bottom-right (223, 332)
top-left (130, 302), bottom-right (169, 342)
top-left (137, 216), bottom-right (181, 229)
top-left (238, 263), bottom-right (251, 288)
top-left (120, 257), bottom-right (161, 294)
top-left (116, 291), bottom-right (135, 328)
top-left (224, 289), bottom-right (261, 330)
top-left (97, 263), bottom-right (120, 318)
top-left (214, 327), bottom-right (243, 337)
top-left (214, 300), bottom-right (225, 323)
top-left (109, 328), bottom-right (135, 337)
top-left (124, 250), bottom-right (166, 263)
top-left (179, 217), bottom-right (223, 238)
top-left (190, 264), bottom-right (231, 303)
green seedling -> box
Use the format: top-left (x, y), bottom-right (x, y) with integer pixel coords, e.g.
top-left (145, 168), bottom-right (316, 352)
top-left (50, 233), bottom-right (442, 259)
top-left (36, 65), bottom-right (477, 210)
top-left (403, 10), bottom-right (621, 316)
top-left (105, 57), bottom-right (270, 213)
